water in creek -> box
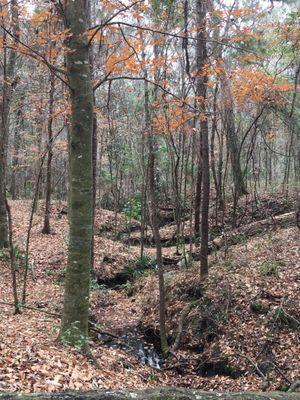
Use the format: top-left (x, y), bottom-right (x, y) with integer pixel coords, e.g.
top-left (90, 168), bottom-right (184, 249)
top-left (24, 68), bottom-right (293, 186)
top-left (97, 329), bottom-right (164, 369)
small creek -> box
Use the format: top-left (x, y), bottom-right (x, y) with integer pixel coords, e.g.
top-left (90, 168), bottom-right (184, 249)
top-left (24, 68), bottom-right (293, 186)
top-left (97, 328), bottom-right (164, 369)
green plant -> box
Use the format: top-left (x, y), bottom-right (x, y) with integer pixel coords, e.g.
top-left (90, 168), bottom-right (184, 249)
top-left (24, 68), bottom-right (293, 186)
top-left (135, 254), bottom-right (155, 270)
top-left (273, 307), bottom-right (300, 329)
top-left (224, 257), bottom-right (234, 271)
top-left (234, 233), bottom-right (247, 245)
top-left (148, 372), bottom-right (159, 382)
top-left (259, 260), bottom-right (280, 277)
top-left (250, 301), bottom-right (269, 314)
top-left (90, 278), bottom-right (109, 293)
top-left (121, 281), bottom-right (134, 296)
top-left (45, 268), bottom-right (57, 277)
top-left (121, 255), bottom-right (156, 282)
top-left (123, 194), bottom-right (142, 221)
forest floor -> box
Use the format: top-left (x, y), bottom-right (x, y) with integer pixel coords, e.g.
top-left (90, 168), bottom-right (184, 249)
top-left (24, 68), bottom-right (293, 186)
top-left (0, 194), bottom-right (299, 393)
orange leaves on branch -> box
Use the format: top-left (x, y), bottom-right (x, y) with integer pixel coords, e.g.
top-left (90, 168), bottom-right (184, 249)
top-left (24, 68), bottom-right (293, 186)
top-left (152, 100), bottom-right (195, 136)
top-left (229, 26), bottom-right (263, 44)
top-left (105, 46), bottom-right (141, 74)
top-left (206, 81), bottom-right (216, 88)
top-left (202, 64), bottom-right (223, 78)
top-left (0, 8), bottom-right (9, 20)
top-left (30, 9), bottom-right (56, 28)
top-left (232, 67), bottom-right (294, 109)
top-left (278, 22), bottom-right (300, 47)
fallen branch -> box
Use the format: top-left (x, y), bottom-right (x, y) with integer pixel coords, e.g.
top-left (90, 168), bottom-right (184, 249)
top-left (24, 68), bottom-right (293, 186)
top-left (212, 212), bottom-right (295, 250)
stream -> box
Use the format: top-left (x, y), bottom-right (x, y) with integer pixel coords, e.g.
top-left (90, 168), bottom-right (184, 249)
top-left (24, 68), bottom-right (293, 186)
top-left (97, 328), bottom-right (164, 369)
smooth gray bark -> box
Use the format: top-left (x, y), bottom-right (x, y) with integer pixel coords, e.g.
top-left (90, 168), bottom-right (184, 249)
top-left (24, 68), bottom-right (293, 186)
top-left (60, 0), bottom-right (94, 348)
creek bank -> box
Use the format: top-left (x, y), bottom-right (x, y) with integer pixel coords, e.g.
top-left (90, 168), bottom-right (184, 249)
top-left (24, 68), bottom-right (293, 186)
top-left (97, 328), bottom-right (164, 369)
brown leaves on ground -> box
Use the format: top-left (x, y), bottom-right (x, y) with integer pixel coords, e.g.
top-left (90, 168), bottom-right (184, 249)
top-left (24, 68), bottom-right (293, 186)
top-left (0, 199), bottom-right (299, 393)
top-left (135, 226), bottom-right (299, 391)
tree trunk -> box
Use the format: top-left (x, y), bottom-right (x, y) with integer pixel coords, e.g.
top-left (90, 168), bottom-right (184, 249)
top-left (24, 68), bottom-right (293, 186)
top-left (11, 107), bottom-right (22, 200)
top-left (5, 198), bottom-right (20, 314)
top-left (42, 72), bottom-right (55, 234)
top-left (221, 69), bottom-right (247, 198)
top-left (60, 0), bottom-right (94, 350)
top-left (88, 0), bottom-right (98, 274)
top-left (196, 0), bottom-right (210, 277)
top-left (0, 388), bottom-right (298, 400)
top-left (0, 0), bottom-right (19, 248)
top-left (295, 126), bottom-right (300, 229)
top-left (194, 158), bottom-right (202, 237)
top-left (144, 74), bottom-right (169, 355)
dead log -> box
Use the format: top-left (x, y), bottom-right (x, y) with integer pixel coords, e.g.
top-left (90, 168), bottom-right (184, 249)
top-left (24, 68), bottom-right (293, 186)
top-left (212, 212), bottom-right (295, 250)
top-left (0, 388), bottom-right (299, 400)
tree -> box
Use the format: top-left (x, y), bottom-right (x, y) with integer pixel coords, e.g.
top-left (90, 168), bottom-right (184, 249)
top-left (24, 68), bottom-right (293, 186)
top-left (42, 72), bottom-right (55, 234)
top-left (0, 0), bottom-right (19, 248)
top-left (60, 0), bottom-right (94, 350)
top-left (220, 70), bottom-right (247, 198)
top-left (196, 0), bottom-right (210, 277)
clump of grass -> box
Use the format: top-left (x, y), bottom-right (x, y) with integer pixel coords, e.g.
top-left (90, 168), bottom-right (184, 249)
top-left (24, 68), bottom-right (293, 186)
top-left (90, 278), bottom-right (109, 293)
top-left (258, 260), bottom-right (280, 277)
top-left (273, 307), bottom-right (300, 329)
top-left (250, 301), bottom-right (269, 314)
top-left (224, 257), bottom-right (234, 271)
top-left (121, 255), bottom-right (156, 281)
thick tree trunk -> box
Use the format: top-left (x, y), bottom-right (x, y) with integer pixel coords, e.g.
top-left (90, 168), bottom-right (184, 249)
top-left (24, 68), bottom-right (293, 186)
top-left (0, 389), bottom-right (298, 400)
top-left (60, 0), bottom-right (94, 349)
top-left (0, 0), bottom-right (19, 248)
top-left (221, 72), bottom-right (247, 198)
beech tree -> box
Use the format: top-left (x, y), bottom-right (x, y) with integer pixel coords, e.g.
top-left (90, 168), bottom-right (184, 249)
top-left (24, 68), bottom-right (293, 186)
top-left (59, 0), bottom-right (94, 349)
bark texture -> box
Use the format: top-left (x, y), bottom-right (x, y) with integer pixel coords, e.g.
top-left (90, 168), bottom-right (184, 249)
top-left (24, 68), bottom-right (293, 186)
top-left (60, 0), bottom-right (94, 348)
top-left (196, 0), bottom-right (210, 277)
top-left (221, 76), bottom-right (247, 197)
top-left (42, 72), bottom-right (55, 234)
top-left (0, 389), bottom-right (298, 400)
top-left (0, 0), bottom-right (19, 248)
